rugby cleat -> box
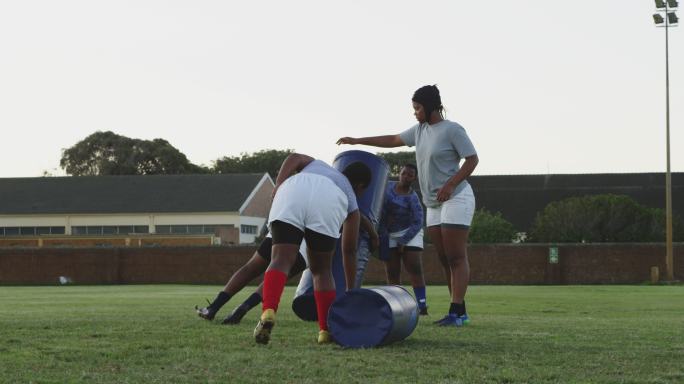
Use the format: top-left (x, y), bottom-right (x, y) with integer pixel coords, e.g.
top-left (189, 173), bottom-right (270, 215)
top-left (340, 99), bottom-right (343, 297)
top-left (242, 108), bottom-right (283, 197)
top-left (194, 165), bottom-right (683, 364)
top-left (419, 307), bottom-right (429, 316)
top-left (317, 330), bottom-right (332, 344)
top-left (254, 309), bottom-right (276, 345)
top-left (195, 303), bottom-right (217, 321)
top-left (435, 314), bottom-right (470, 327)
top-left (221, 305), bottom-right (248, 325)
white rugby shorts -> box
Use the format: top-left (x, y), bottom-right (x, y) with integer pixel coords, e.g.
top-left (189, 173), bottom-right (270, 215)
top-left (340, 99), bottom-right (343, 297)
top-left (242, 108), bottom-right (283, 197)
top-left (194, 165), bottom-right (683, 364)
top-left (426, 184), bottom-right (475, 228)
top-left (268, 173), bottom-right (348, 239)
top-left (388, 228), bottom-right (424, 249)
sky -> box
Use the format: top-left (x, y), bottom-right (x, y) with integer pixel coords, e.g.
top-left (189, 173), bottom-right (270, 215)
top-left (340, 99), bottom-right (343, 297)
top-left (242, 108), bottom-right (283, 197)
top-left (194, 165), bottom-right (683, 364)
top-left (0, 0), bottom-right (681, 178)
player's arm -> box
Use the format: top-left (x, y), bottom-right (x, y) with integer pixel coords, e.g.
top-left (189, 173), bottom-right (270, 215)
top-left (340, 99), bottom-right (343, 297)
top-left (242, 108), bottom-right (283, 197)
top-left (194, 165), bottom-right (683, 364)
top-left (359, 213), bottom-right (379, 252)
top-left (398, 193), bottom-right (424, 246)
top-left (272, 153), bottom-right (315, 197)
top-left (340, 210), bottom-right (361, 290)
top-left (436, 154), bottom-right (479, 202)
top-left (336, 135), bottom-right (405, 148)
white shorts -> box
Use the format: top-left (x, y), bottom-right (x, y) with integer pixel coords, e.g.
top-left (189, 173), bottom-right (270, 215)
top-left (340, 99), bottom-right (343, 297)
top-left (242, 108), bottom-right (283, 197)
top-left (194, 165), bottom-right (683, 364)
top-left (388, 228), bottom-right (424, 249)
top-left (268, 173), bottom-right (348, 239)
top-left (426, 184), bottom-right (475, 228)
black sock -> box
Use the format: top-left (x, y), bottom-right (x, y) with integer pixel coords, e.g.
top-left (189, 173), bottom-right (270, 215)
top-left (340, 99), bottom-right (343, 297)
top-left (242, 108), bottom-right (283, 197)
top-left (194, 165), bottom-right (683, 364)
top-left (449, 301), bottom-right (466, 317)
top-left (209, 291), bottom-right (231, 311)
top-left (242, 292), bottom-right (263, 310)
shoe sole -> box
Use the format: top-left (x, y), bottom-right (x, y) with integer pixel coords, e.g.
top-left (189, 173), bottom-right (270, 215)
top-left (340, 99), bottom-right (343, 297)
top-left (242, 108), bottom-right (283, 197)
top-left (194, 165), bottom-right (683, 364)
top-left (439, 321), bottom-right (463, 327)
top-left (317, 331), bottom-right (332, 344)
top-left (195, 306), bottom-right (215, 321)
top-left (254, 319), bottom-right (275, 344)
top-left (434, 316), bottom-right (469, 327)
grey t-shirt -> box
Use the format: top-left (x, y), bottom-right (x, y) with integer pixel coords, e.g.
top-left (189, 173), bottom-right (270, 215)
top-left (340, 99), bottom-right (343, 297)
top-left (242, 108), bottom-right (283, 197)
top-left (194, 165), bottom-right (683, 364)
top-left (399, 120), bottom-right (477, 208)
top-left (301, 159), bottom-right (359, 214)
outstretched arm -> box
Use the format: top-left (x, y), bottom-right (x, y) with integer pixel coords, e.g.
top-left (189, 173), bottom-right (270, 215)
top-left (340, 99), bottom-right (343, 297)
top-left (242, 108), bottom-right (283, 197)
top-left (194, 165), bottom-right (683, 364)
top-left (336, 135), bottom-right (405, 148)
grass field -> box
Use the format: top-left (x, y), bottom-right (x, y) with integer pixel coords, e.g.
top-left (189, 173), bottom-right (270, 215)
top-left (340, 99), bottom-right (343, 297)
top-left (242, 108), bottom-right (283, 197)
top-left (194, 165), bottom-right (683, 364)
top-left (1, 285), bottom-right (683, 384)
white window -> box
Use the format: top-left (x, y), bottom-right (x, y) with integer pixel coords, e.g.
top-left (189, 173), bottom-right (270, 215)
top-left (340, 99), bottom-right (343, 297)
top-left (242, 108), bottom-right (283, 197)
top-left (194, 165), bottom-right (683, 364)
top-left (241, 225), bottom-right (257, 234)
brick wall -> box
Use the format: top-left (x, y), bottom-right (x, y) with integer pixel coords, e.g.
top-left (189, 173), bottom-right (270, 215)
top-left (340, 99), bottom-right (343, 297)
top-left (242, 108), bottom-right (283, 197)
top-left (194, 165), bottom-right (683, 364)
top-left (0, 243), bottom-right (682, 285)
top-left (215, 226), bottom-right (238, 245)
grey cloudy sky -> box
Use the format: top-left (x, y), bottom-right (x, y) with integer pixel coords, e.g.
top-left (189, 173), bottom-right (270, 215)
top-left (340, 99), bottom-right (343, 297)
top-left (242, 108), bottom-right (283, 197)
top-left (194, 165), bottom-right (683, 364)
top-left (0, 0), bottom-right (681, 177)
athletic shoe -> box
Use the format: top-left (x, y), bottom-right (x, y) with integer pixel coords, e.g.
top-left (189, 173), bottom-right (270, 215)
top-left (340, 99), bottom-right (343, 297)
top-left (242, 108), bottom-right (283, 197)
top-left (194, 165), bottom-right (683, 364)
top-left (435, 314), bottom-right (470, 327)
top-left (221, 305), bottom-right (248, 325)
top-left (419, 307), bottom-right (429, 316)
top-left (195, 305), bottom-right (217, 321)
top-left (254, 309), bottom-right (276, 345)
top-left (317, 330), bottom-right (332, 344)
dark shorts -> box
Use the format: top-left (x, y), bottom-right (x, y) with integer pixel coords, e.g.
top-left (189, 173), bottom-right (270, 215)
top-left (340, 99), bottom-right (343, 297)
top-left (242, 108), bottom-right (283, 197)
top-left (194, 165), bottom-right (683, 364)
top-left (389, 245), bottom-right (424, 252)
top-left (270, 220), bottom-right (337, 253)
top-left (257, 236), bottom-right (307, 275)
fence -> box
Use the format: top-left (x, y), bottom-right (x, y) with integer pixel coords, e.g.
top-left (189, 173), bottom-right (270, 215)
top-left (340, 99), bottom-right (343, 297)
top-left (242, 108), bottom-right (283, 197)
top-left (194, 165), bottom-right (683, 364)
top-left (0, 243), bottom-right (682, 285)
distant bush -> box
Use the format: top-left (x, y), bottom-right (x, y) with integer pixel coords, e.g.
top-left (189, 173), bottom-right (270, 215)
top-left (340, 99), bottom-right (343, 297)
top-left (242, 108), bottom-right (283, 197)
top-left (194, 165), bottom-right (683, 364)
top-left (469, 209), bottom-right (517, 243)
top-left (529, 194), bottom-right (683, 243)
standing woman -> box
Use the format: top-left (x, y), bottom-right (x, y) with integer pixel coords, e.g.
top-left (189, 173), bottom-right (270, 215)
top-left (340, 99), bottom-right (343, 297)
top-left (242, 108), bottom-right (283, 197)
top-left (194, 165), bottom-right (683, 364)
top-left (337, 85), bottom-right (478, 327)
top-left (378, 163), bottom-right (429, 315)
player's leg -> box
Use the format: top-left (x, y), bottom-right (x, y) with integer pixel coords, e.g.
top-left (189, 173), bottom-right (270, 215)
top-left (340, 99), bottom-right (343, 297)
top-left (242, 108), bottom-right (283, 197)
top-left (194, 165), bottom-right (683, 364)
top-left (383, 248), bottom-right (402, 285)
top-left (223, 252), bottom-right (307, 325)
top-left (436, 227), bottom-right (470, 326)
top-left (353, 237), bottom-right (371, 288)
top-left (427, 225), bottom-right (451, 294)
top-left (305, 228), bottom-right (338, 344)
top-left (435, 186), bottom-right (475, 327)
top-left (195, 239), bottom-right (270, 320)
top-left (401, 247), bottom-right (428, 315)
top-left (254, 220), bottom-right (302, 344)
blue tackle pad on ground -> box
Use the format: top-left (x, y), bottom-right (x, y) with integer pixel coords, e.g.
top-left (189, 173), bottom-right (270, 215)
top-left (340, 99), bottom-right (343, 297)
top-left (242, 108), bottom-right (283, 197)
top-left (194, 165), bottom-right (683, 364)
top-left (327, 286), bottom-right (418, 348)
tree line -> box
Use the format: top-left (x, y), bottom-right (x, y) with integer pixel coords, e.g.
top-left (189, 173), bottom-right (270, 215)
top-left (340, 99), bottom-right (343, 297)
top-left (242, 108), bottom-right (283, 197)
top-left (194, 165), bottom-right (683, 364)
top-left (59, 131), bottom-right (416, 178)
top-left (60, 131), bottom-right (682, 244)
top-left (470, 195), bottom-right (683, 244)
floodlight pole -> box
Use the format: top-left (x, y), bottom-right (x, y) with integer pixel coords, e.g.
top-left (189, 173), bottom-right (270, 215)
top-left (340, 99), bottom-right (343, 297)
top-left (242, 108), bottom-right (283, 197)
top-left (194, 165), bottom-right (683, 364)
top-left (662, 2), bottom-right (674, 281)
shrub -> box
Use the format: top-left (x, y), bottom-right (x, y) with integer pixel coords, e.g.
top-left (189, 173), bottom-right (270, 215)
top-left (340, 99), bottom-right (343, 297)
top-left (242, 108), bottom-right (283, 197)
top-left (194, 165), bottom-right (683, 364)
top-left (469, 209), bottom-right (517, 243)
top-left (529, 194), bottom-right (683, 243)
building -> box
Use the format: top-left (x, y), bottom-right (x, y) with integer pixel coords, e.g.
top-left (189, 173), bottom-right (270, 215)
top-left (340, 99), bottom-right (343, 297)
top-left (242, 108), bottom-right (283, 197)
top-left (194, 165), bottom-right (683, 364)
top-left (2, 172), bottom-right (681, 246)
top-left (0, 173), bottom-right (274, 245)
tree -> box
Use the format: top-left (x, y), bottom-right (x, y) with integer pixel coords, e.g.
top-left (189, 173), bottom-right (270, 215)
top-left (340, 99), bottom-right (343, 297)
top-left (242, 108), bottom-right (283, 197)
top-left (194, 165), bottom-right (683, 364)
top-left (376, 151), bottom-right (416, 176)
top-left (469, 209), bottom-right (517, 243)
top-left (60, 131), bottom-right (207, 176)
top-left (133, 138), bottom-right (208, 175)
top-left (212, 149), bottom-right (294, 179)
top-left (529, 194), bottom-right (684, 243)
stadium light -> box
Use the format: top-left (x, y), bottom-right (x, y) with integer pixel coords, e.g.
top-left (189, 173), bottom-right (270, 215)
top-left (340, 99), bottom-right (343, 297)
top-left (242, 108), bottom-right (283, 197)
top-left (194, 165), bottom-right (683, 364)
top-left (652, 0), bottom-right (678, 281)
top-left (656, 0), bottom-right (679, 9)
top-left (668, 12), bottom-right (679, 24)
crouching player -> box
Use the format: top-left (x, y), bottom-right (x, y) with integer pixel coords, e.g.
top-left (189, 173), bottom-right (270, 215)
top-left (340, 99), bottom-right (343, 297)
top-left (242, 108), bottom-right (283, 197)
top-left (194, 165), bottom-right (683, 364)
top-left (254, 153), bottom-right (370, 345)
top-left (195, 233), bottom-right (308, 324)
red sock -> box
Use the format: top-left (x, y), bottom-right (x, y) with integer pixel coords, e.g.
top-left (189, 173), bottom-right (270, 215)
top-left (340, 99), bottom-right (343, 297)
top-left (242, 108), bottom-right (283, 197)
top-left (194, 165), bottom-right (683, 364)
top-left (314, 290), bottom-right (336, 331)
top-left (262, 270), bottom-right (287, 312)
